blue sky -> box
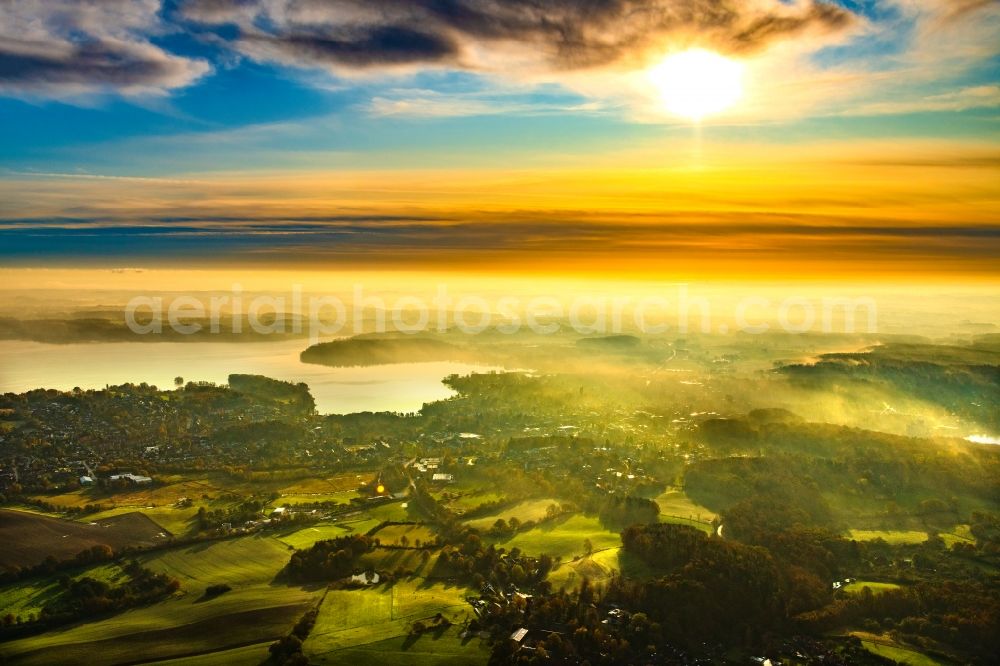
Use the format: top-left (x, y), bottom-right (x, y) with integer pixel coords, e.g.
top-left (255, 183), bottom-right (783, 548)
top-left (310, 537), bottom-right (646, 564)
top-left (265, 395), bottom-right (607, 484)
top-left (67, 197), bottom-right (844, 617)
top-left (0, 0), bottom-right (997, 277)
top-left (0, 0), bottom-right (997, 175)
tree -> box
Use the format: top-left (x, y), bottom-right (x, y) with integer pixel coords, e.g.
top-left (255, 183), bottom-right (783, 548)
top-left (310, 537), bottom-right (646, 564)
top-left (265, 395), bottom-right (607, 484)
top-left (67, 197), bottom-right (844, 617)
top-left (174, 376), bottom-right (184, 387)
top-left (584, 538), bottom-right (594, 556)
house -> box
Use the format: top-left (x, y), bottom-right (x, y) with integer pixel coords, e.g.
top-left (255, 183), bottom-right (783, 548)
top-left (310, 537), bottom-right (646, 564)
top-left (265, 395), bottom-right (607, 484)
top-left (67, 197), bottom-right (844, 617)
top-left (109, 473), bottom-right (152, 484)
top-left (510, 628), bottom-right (529, 643)
top-left (79, 475), bottom-right (93, 485)
top-left (350, 572), bottom-right (380, 585)
top-left (432, 473), bottom-right (454, 483)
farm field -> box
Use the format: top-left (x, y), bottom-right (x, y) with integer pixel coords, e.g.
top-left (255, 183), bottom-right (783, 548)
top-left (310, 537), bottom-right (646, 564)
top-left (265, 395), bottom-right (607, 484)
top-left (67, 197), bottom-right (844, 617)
top-left (367, 501), bottom-right (416, 523)
top-left (361, 547), bottom-right (438, 577)
top-left (371, 523), bottom-right (438, 547)
top-left (463, 498), bottom-right (562, 531)
top-left (841, 580), bottom-right (902, 595)
top-left (851, 633), bottom-right (945, 666)
top-left (939, 524), bottom-right (975, 548)
top-left (0, 509), bottom-right (169, 570)
top-left (847, 529), bottom-right (929, 545)
top-left (144, 642), bottom-right (272, 665)
top-left (277, 522), bottom-right (361, 550)
top-left (547, 546), bottom-right (657, 590)
top-left (0, 563), bottom-right (125, 620)
top-left (139, 533), bottom-right (291, 585)
top-left (318, 629), bottom-right (490, 665)
top-left (0, 534), bottom-right (321, 665)
top-left (654, 489), bottom-right (717, 523)
top-left (268, 490), bottom-right (361, 509)
top-left (488, 514), bottom-right (621, 561)
top-left (444, 491), bottom-right (507, 513)
top-left (303, 579), bottom-right (481, 664)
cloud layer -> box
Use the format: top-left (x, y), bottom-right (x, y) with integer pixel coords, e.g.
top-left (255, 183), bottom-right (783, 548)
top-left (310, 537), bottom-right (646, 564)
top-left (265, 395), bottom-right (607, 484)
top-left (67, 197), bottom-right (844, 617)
top-left (183, 0), bottom-right (855, 73)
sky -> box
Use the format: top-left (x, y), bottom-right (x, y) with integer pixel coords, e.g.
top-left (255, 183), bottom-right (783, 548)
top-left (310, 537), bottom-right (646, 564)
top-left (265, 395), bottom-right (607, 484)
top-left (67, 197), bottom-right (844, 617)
top-left (0, 0), bottom-right (998, 283)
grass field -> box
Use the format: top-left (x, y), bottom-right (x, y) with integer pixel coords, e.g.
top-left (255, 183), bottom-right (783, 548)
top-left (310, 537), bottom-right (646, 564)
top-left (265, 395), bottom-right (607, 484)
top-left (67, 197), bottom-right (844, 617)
top-left (279, 474), bottom-right (373, 495)
top-left (361, 547), bottom-right (438, 577)
top-left (303, 580), bottom-right (484, 665)
top-left (852, 633), bottom-right (945, 666)
top-left (371, 524), bottom-right (438, 547)
top-left (367, 501), bottom-right (417, 523)
top-left (487, 514), bottom-right (621, 562)
top-left (320, 630), bottom-right (489, 665)
top-left (277, 523), bottom-right (359, 550)
top-left (0, 535), bottom-right (322, 665)
top-left (848, 529), bottom-right (928, 545)
top-left (940, 524), bottom-right (975, 548)
top-left (0, 563), bottom-right (125, 620)
top-left (143, 642), bottom-right (273, 665)
top-left (140, 534), bottom-right (291, 586)
top-left (842, 580), bottom-right (902, 595)
top-left (464, 498), bottom-right (562, 531)
top-left (655, 489), bottom-right (717, 522)
top-left (547, 545), bottom-right (656, 589)
top-left (445, 492), bottom-right (507, 513)
top-left (268, 490), bottom-right (361, 509)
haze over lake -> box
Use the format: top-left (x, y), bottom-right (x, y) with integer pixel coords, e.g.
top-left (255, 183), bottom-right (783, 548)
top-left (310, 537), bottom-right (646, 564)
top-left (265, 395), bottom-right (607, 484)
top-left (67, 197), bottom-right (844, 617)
top-left (0, 340), bottom-right (493, 414)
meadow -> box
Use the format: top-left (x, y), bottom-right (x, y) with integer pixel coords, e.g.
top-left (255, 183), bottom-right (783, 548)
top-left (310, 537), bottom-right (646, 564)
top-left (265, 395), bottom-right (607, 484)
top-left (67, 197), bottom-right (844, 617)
top-left (841, 580), bottom-right (902, 595)
top-left (371, 523), bottom-right (438, 547)
top-left (487, 514), bottom-right (621, 562)
top-left (0, 535), bottom-right (322, 666)
top-left (303, 580), bottom-right (485, 665)
top-left (463, 498), bottom-right (562, 531)
top-left (847, 529), bottom-right (929, 545)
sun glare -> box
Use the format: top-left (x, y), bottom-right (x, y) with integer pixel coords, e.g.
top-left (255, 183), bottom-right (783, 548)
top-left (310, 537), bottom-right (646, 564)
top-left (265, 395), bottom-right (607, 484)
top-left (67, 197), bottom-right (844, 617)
top-left (649, 49), bottom-right (744, 121)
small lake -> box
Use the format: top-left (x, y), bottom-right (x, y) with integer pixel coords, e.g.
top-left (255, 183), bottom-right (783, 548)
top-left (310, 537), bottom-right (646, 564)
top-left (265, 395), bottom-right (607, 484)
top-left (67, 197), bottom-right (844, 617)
top-left (0, 339), bottom-right (495, 414)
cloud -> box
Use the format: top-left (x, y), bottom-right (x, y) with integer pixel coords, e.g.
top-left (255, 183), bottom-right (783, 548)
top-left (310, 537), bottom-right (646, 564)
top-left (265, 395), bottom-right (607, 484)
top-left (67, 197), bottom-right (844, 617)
top-left (182, 0), bottom-right (856, 74)
top-left (846, 85), bottom-right (1000, 116)
top-left (0, 0), bottom-right (209, 97)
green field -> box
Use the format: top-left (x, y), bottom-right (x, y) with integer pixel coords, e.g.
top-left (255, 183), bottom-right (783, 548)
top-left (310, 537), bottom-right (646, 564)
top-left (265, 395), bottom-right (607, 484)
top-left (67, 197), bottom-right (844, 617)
top-left (654, 489), bottom-right (717, 523)
top-left (371, 523), bottom-right (438, 547)
top-left (84, 504), bottom-right (201, 536)
top-left (141, 534), bottom-right (293, 585)
top-left (939, 524), bottom-right (975, 548)
top-left (464, 498), bottom-right (562, 531)
top-left (842, 580), bottom-right (902, 595)
top-left (547, 545), bottom-right (656, 589)
top-left (0, 535), bottom-right (321, 665)
top-left (303, 580), bottom-right (484, 664)
top-left (0, 563), bottom-right (125, 621)
top-left (278, 523), bottom-right (359, 550)
top-left (319, 631), bottom-right (490, 665)
top-left (361, 547), bottom-right (438, 577)
top-left (858, 638), bottom-right (945, 666)
top-left (143, 642), bottom-right (273, 665)
top-left (848, 529), bottom-right (928, 545)
top-left (445, 492), bottom-right (507, 513)
top-left (367, 501), bottom-right (417, 523)
top-left (268, 490), bottom-right (361, 509)
top-left (487, 514), bottom-right (621, 561)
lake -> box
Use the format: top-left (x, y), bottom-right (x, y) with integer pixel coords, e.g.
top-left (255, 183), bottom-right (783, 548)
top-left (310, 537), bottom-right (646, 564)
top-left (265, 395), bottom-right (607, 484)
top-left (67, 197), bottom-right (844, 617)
top-left (0, 339), bottom-right (496, 414)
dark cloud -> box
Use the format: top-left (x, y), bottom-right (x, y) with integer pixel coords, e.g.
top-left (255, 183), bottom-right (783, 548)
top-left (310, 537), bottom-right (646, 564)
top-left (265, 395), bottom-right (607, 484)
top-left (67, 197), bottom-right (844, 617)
top-left (244, 26), bottom-right (459, 68)
top-left (183, 0), bottom-right (857, 72)
top-left (0, 42), bottom-right (199, 87)
top-left (0, 0), bottom-right (208, 96)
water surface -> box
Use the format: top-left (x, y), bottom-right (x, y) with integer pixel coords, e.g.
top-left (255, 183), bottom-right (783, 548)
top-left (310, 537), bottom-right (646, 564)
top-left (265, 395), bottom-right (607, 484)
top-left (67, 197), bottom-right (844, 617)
top-left (0, 340), bottom-right (492, 414)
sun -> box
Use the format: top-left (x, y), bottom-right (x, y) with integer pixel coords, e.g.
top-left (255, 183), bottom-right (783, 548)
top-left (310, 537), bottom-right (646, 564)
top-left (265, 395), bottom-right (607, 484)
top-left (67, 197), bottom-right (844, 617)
top-left (648, 49), bottom-right (744, 121)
